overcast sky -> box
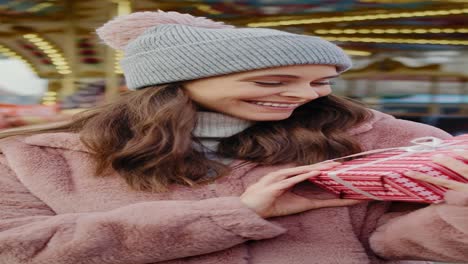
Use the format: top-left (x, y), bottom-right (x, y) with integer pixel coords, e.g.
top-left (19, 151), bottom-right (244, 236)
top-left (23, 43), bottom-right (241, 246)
top-left (0, 59), bottom-right (47, 95)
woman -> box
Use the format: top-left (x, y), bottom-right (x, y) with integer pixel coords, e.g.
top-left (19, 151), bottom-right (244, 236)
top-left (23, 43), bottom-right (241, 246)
top-left (0, 11), bottom-right (466, 264)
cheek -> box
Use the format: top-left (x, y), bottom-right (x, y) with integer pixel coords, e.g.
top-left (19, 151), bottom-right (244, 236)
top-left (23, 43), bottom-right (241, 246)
top-left (238, 88), bottom-right (281, 99)
top-left (319, 86), bottom-right (332, 96)
top-left (186, 88), bottom-right (217, 103)
top-left (187, 91), bottom-right (242, 111)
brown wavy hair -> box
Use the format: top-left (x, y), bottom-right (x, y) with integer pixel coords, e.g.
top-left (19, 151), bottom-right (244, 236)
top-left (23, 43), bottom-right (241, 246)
top-left (0, 83), bottom-right (373, 192)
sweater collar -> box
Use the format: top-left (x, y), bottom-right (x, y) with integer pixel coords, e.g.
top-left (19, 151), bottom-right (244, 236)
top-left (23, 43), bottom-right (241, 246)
top-left (193, 111), bottom-right (254, 138)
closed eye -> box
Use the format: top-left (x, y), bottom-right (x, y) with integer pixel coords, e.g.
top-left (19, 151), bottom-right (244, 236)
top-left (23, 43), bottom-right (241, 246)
top-left (310, 81), bottom-right (335, 86)
top-left (253, 81), bottom-right (335, 86)
top-left (253, 82), bottom-right (284, 86)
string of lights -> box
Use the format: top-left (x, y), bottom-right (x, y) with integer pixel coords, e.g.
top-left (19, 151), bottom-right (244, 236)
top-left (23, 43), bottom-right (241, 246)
top-left (247, 8), bottom-right (468, 27)
top-left (23, 34), bottom-right (71, 75)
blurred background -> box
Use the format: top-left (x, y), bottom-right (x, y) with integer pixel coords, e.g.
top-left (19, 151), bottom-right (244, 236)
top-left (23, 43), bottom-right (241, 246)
top-left (0, 0), bottom-right (467, 134)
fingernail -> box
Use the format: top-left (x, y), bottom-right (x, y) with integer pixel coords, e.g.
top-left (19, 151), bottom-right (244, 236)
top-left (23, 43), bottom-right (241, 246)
top-left (321, 160), bottom-right (340, 164)
top-left (323, 161), bottom-right (341, 165)
top-left (311, 163), bottom-right (337, 167)
top-left (403, 171), bottom-right (417, 177)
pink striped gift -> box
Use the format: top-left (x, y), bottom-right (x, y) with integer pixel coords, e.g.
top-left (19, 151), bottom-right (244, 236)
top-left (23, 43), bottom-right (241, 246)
top-left (309, 134), bottom-right (468, 203)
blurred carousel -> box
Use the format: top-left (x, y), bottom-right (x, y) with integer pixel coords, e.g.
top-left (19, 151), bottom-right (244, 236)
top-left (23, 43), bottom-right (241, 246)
top-left (0, 0), bottom-right (467, 133)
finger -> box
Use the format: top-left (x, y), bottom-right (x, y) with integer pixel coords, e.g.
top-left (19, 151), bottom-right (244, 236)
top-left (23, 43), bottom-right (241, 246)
top-left (273, 171), bottom-right (322, 190)
top-left (311, 160), bottom-right (342, 167)
top-left (309, 198), bottom-right (363, 209)
top-left (404, 171), bottom-right (467, 191)
top-left (453, 150), bottom-right (468, 161)
top-left (260, 162), bottom-right (340, 184)
top-left (431, 155), bottom-right (468, 180)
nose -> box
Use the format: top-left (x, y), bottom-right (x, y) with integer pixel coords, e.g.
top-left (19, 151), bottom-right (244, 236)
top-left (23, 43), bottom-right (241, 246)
top-left (278, 85), bottom-right (325, 100)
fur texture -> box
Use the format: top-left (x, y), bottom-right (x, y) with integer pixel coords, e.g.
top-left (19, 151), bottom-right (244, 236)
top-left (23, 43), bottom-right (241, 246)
top-left (1, 110), bottom-right (467, 264)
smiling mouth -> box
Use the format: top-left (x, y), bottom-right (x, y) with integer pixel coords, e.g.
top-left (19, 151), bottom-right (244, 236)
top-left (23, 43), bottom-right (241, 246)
top-left (245, 100), bottom-right (301, 109)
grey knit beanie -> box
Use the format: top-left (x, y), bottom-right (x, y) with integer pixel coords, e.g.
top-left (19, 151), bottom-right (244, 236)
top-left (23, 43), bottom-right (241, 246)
top-left (97, 11), bottom-right (352, 90)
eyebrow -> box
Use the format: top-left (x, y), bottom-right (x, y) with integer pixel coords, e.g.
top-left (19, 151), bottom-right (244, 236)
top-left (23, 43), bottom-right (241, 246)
top-left (241, 74), bottom-right (339, 80)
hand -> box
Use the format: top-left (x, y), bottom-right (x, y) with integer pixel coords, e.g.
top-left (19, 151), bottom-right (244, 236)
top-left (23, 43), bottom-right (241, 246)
top-left (404, 150), bottom-right (468, 193)
top-left (240, 162), bottom-right (362, 218)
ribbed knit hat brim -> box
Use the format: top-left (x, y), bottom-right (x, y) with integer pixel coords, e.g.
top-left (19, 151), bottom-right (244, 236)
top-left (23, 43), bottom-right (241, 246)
top-left (120, 24), bottom-right (352, 90)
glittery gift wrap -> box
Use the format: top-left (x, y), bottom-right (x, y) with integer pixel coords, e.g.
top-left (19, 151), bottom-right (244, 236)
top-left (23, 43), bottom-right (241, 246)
top-left (309, 135), bottom-right (468, 203)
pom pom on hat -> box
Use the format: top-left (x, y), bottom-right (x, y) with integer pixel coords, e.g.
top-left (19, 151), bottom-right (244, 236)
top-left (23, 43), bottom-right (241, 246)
top-left (96, 10), bottom-right (234, 50)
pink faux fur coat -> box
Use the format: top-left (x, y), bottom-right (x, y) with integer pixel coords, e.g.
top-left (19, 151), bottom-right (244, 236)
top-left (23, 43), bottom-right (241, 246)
top-left (0, 111), bottom-right (467, 264)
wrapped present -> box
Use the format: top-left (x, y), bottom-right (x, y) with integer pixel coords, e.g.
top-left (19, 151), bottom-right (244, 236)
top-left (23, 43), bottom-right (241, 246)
top-left (309, 135), bottom-right (468, 203)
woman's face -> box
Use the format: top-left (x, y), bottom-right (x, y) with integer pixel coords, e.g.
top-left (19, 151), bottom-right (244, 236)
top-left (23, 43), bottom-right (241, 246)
top-left (184, 64), bottom-right (338, 121)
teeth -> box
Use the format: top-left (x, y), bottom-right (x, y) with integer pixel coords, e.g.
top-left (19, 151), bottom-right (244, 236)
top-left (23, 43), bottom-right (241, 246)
top-left (251, 101), bottom-right (299, 108)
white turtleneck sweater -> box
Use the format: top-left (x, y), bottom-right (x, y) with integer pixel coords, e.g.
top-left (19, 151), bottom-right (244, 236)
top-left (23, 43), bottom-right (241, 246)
top-left (193, 112), bottom-right (254, 164)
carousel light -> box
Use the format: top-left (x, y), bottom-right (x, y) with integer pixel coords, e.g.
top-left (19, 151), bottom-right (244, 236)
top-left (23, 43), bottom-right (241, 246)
top-left (23, 34), bottom-right (38, 39)
top-left (114, 51), bottom-right (124, 74)
top-left (442, 29), bottom-right (456, 33)
top-left (248, 8), bottom-right (468, 27)
top-left (53, 60), bottom-right (66, 64)
top-left (38, 45), bottom-right (54, 50)
top-left (313, 28), bottom-right (468, 34)
top-left (28, 38), bottom-right (43, 43)
top-left (343, 49), bottom-right (372, 56)
top-left (43, 49), bottom-right (58, 54)
top-left (385, 29), bottom-right (399, 34)
top-left (56, 65), bottom-right (70, 70)
top-left (196, 4), bottom-right (221, 15)
top-left (53, 61), bottom-right (68, 66)
top-left (111, 0), bottom-right (131, 15)
top-left (399, 13), bottom-right (414, 18)
top-left (315, 29), bottom-right (328, 34)
top-left (52, 61), bottom-right (66, 66)
top-left (48, 53), bottom-right (62, 58)
top-left (414, 29), bottom-right (428, 33)
top-left (343, 29), bottom-right (357, 34)
top-left (58, 70), bottom-right (72, 75)
top-left (329, 29), bottom-right (342, 34)
top-left (323, 36), bottom-right (468, 45)
top-left (35, 41), bottom-right (50, 47)
top-left (23, 34), bottom-right (71, 75)
top-left (371, 29), bottom-right (386, 34)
